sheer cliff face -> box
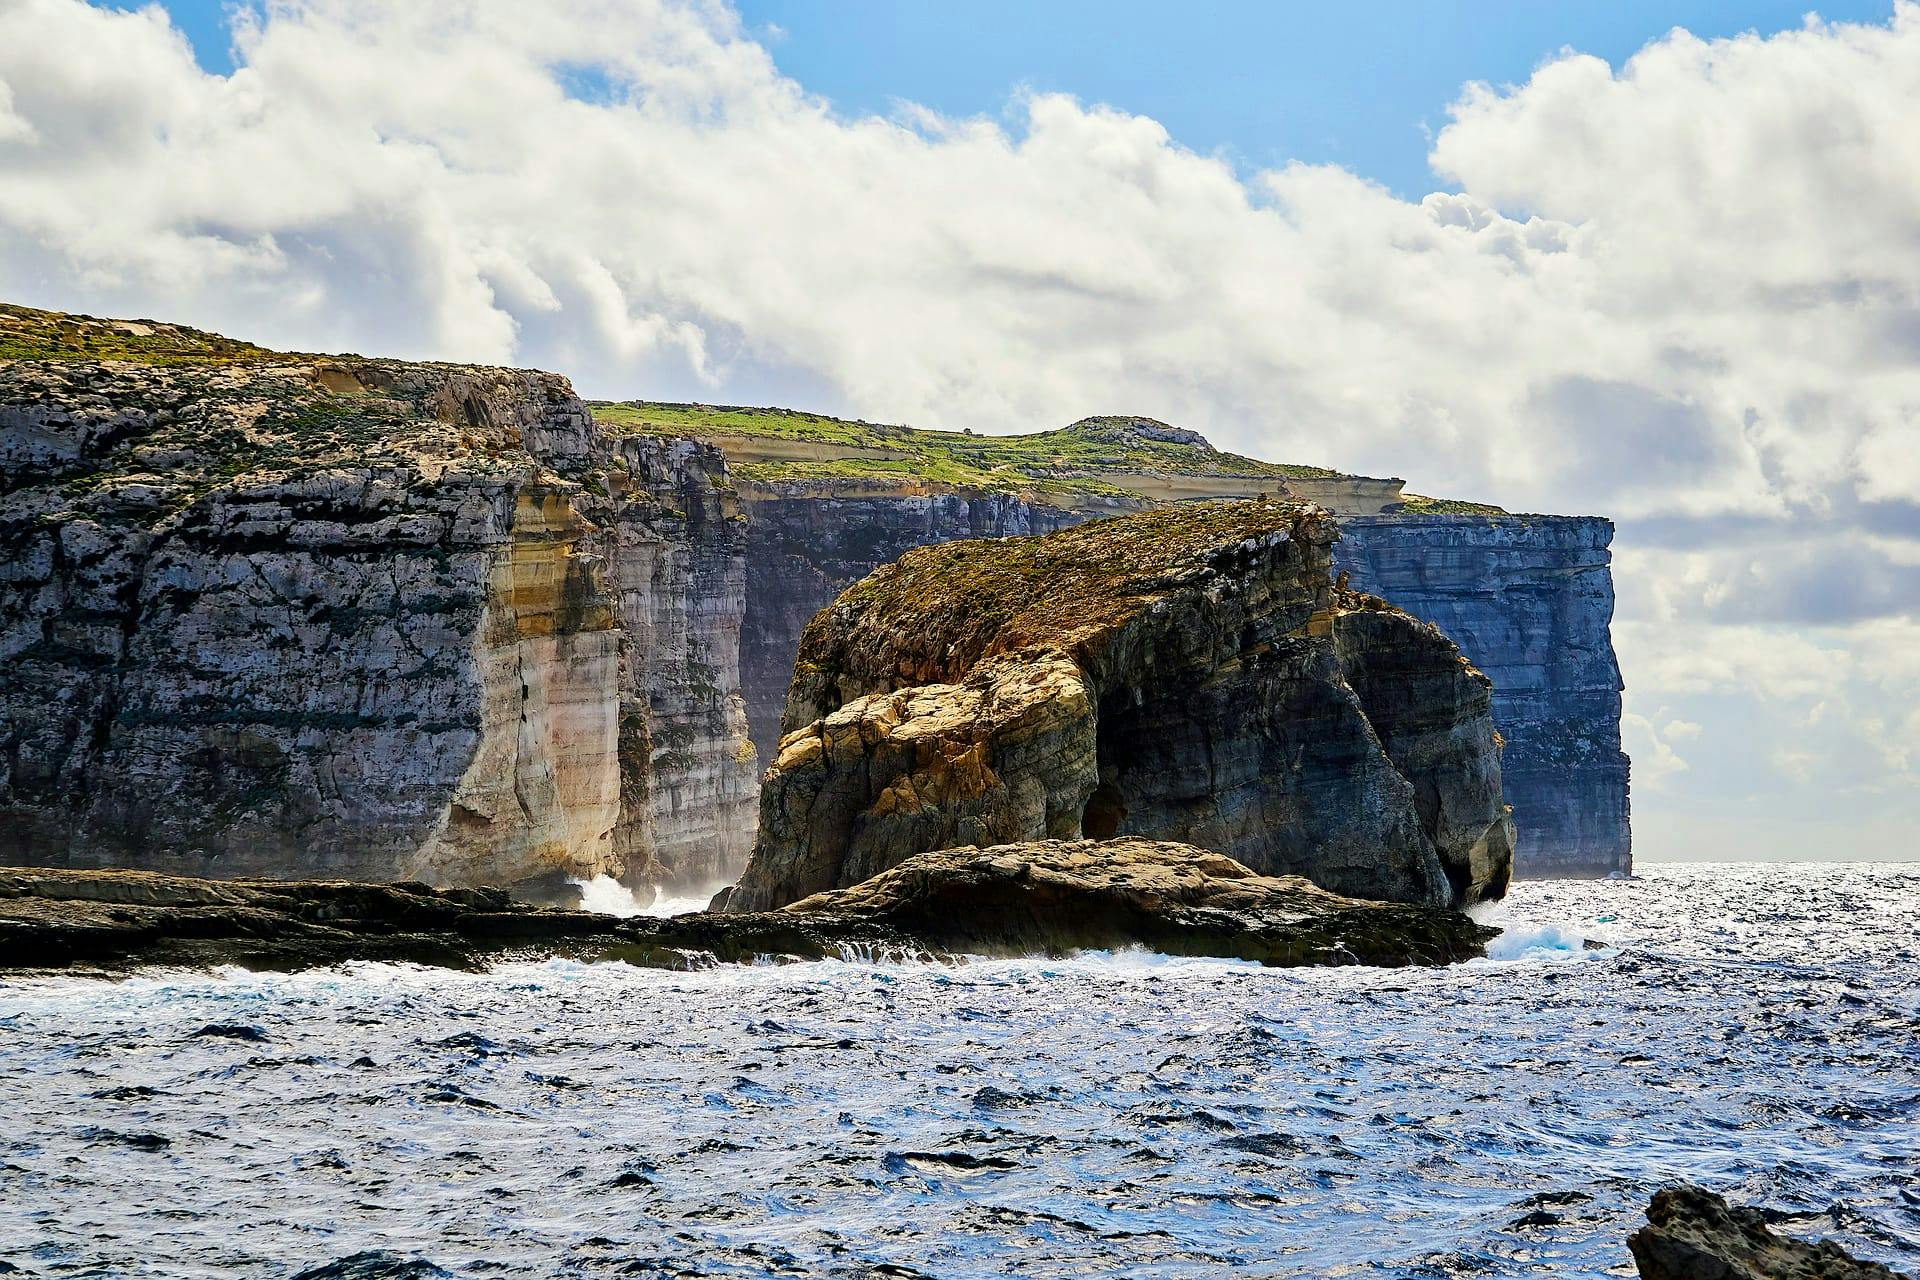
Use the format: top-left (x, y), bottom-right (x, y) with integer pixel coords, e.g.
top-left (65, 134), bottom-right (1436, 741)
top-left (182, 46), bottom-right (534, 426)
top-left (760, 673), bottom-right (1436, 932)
top-left (728, 502), bottom-right (1514, 913)
top-left (1333, 515), bottom-right (1630, 878)
top-left (737, 487), bottom-right (1130, 772)
top-left (0, 310), bottom-right (754, 889)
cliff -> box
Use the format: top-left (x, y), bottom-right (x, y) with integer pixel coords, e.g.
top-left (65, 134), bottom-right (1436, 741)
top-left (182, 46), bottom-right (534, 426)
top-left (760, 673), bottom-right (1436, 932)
top-left (596, 401), bottom-right (1632, 879)
top-left (1334, 514), bottom-right (1629, 877)
top-left (0, 304), bottom-right (1627, 893)
top-left (726, 501), bottom-right (1514, 912)
top-left (0, 305), bottom-right (756, 890)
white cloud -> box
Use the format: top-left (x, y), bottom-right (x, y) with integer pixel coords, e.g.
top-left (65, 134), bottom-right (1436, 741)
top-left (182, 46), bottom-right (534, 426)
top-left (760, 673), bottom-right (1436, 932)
top-left (1623, 712), bottom-right (1691, 791)
top-left (1, 0), bottom-right (1917, 855)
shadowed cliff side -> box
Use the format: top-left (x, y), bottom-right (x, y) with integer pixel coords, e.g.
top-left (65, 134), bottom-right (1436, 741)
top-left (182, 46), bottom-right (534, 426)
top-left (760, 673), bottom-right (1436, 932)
top-left (724, 501), bottom-right (1514, 912)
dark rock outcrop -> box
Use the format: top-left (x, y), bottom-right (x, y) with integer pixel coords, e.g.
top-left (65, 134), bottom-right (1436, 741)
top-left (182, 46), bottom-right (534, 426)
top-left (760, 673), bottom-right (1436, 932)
top-left (1335, 513), bottom-right (1630, 877)
top-left (714, 416), bottom-right (1628, 886)
top-left (1628, 1185), bottom-right (1911, 1280)
top-left (777, 838), bottom-right (1494, 966)
top-left (0, 846), bottom-right (1492, 973)
top-left (727, 501), bottom-right (1514, 912)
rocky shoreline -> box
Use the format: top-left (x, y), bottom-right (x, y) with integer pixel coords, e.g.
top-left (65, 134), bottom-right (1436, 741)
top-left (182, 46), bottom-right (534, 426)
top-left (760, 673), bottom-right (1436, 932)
top-left (0, 839), bottom-right (1495, 975)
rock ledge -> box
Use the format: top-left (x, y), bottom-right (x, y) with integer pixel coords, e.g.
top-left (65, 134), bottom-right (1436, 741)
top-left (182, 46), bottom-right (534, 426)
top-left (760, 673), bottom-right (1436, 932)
top-left (1, 842), bottom-right (1491, 974)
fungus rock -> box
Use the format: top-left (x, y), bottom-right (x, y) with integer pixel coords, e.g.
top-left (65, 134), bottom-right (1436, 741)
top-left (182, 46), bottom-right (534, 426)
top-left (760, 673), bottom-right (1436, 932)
top-left (726, 500), bottom-right (1513, 912)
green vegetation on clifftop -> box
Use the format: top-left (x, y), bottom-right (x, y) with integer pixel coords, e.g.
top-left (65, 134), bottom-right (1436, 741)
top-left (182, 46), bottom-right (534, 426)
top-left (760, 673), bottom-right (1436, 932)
top-left (591, 400), bottom-right (1341, 500)
top-left (0, 303), bottom-right (298, 366)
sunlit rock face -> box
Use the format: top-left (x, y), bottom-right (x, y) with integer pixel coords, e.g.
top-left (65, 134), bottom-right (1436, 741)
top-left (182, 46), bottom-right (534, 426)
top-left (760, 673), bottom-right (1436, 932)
top-left (1334, 514), bottom-right (1630, 878)
top-left (0, 305), bottom-right (755, 889)
top-left (736, 488), bottom-right (1111, 775)
top-left (727, 501), bottom-right (1514, 913)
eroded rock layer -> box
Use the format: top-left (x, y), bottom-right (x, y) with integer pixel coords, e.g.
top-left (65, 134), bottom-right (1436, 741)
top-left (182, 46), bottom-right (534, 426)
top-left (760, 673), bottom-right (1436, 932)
top-left (728, 501), bottom-right (1514, 912)
top-left (0, 306), bottom-right (755, 889)
top-left (1334, 514), bottom-right (1629, 877)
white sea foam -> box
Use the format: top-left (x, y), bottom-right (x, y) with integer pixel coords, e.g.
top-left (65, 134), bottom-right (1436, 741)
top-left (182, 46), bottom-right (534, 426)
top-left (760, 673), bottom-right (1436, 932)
top-left (1469, 900), bottom-right (1613, 962)
top-left (568, 874), bottom-right (722, 918)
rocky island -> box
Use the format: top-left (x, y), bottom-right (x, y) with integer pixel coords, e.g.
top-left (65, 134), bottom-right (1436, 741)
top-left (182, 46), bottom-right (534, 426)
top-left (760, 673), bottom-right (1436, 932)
top-left (727, 500), bottom-right (1513, 912)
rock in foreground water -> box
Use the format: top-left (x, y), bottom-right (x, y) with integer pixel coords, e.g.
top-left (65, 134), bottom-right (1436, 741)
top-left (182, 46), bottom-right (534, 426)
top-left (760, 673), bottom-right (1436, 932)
top-left (0, 841), bottom-right (1491, 973)
top-left (1629, 1185), bottom-right (1911, 1280)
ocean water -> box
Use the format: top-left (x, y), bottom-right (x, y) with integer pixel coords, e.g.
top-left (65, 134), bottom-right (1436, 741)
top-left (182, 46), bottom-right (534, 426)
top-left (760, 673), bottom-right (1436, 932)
top-left (2, 863), bottom-right (1916, 1279)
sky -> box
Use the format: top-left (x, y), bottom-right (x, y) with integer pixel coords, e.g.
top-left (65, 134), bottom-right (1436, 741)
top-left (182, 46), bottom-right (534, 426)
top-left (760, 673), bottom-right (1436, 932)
top-left (2, 0), bottom-right (1917, 861)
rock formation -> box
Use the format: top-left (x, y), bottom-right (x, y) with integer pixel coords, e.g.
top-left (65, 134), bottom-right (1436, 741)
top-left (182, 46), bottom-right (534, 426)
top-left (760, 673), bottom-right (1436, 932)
top-left (1, 305), bottom-right (1621, 896)
top-left (0, 841), bottom-right (1493, 973)
top-left (1335, 513), bottom-right (1630, 876)
top-left (726, 500), bottom-right (1514, 912)
top-left (0, 305), bottom-right (755, 890)
top-left (781, 839), bottom-right (1494, 966)
top-left (1628, 1185), bottom-right (1910, 1280)
top-left (605, 400), bottom-right (1631, 879)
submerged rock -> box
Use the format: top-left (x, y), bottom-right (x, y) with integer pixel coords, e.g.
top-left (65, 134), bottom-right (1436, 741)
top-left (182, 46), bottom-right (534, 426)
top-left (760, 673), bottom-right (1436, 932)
top-left (729, 500), bottom-right (1513, 913)
top-left (1628, 1185), bottom-right (1910, 1280)
top-left (0, 841), bottom-right (1490, 973)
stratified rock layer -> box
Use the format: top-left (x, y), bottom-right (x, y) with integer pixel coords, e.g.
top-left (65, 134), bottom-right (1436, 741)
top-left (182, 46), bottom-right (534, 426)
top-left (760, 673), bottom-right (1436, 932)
top-left (728, 501), bottom-right (1514, 912)
top-left (0, 844), bottom-right (1492, 973)
top-left (1334, 514), bottom-right (1629, 877)
top-left (1628, 1185), bottom-right (1911, 1280)
top-left (0, 306), bottom-right (755, 889)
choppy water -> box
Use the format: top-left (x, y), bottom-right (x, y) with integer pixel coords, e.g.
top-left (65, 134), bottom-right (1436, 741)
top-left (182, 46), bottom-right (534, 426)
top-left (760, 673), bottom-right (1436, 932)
top-left (3, 863), bottom-right (1917, 1279)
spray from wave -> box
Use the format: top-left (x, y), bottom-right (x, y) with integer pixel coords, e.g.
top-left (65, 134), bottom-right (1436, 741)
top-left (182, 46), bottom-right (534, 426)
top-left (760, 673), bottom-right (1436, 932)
top-left (568, 875), bottom-right (721, 918)
top-left (1469, 901), bottom-right (1611, 961)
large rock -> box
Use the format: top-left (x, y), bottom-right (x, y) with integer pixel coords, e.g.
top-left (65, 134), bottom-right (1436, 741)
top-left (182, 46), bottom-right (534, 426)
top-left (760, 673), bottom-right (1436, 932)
top-left (0, 843), bottom-right (1491, 973)
top-left (1628, 1185), bottom-right (1910, 1280)
top-left (0, 305), bottom-right (756, 889)
top-left (781, 838), bottom-right (1493, 965)
top-left (727, 500), bottom-right (1514, 912)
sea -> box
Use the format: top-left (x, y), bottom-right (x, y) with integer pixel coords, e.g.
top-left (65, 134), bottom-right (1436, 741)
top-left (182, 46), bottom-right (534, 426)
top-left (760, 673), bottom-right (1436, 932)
top-left (2, 862), bottom-right (1916, 1279)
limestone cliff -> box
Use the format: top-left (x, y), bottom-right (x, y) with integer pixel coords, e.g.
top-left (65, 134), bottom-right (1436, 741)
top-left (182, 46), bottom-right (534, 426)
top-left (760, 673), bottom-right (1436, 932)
top-left (726, 501), bottom-right (1514, 912)
top-left (0, 305), bottom-right (755, 889)
top-left (594, 401), bottom-right (1632, 879)
top-left (1334, 514), bottom-right (1629, 877)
